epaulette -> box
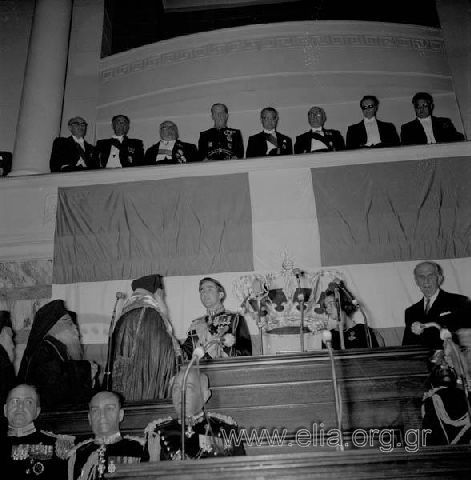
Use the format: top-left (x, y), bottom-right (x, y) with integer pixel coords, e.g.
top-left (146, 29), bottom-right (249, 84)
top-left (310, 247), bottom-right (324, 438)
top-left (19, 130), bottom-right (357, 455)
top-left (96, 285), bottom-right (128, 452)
top-left (67, 438), bottom-right (94, 458)
top-left (144, 417), bottom-right (174, 435)
top-left (41, 430), bottom-right (76, 460)
top-left (207, 411), bottom-right (237, 426)
top-left (123, 434), bottom-right (145, 446)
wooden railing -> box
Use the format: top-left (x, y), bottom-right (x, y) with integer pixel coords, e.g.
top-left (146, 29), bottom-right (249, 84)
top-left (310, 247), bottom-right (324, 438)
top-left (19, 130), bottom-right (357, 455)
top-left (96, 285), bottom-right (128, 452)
top-left (40, 346), bottom-right (430, 455)
top-left (105, 446), bottom-right (471, 479)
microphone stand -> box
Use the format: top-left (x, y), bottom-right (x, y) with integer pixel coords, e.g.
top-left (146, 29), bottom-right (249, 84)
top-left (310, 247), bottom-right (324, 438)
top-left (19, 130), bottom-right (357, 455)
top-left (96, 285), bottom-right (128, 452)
top-left (323, 330), bottom-right (344, 451)
top-left (356, 302), bottom-right (373, 349)
top-left (296, 274), bottom-right (305, 353)
top-left (333, 287), bottom-right (345, 350)
top-left (256, 297), bottom-right (264, 356)
top-left (180, 347), bottom-right (204, 460)
top-left (180, 342), bottom-right (216, 459)
top-left (103, 293), bottom-right (124, 391)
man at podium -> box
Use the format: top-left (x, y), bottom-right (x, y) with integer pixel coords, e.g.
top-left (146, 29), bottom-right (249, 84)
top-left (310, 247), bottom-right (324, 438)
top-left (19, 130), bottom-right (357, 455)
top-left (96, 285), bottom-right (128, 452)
top-left (181, 277), bottom-right (252, 359)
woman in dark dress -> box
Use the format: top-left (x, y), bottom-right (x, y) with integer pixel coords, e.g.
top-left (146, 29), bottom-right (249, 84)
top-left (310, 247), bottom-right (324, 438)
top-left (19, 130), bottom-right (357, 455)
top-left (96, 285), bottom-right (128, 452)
top-left (318, 287), bottom-right (379, 350)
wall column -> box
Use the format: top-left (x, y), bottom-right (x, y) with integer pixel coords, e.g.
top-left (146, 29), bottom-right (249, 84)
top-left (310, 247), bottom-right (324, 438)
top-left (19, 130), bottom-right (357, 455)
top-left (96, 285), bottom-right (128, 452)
top-left (436, 0), bottom-right (471, 140)
top-left (11, 0), bottom-right (73, 175)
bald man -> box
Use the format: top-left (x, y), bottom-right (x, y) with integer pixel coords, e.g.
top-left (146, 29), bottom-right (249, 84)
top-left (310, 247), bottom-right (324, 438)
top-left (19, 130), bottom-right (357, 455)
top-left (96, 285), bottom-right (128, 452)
top-left (144, 120), bottom-right (199, 165)
top-left (294, 106), bottom-right (345, 154)
top-left (145, 368), bottom-right (245, 460)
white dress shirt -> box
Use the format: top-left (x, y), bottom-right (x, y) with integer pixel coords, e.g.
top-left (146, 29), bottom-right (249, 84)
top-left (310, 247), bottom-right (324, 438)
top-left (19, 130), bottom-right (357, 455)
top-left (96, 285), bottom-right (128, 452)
top-left (107, 135), bottom-right (124, 168)
top-left (418, 116), bottom-right (436, 144)
top-left (363, 117), bottom-right (381, 146)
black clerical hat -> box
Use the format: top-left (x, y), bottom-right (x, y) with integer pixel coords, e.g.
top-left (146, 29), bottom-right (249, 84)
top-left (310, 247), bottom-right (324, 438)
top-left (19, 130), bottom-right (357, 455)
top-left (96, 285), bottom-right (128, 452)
top-left (131, 274), bottom-right (163, 293)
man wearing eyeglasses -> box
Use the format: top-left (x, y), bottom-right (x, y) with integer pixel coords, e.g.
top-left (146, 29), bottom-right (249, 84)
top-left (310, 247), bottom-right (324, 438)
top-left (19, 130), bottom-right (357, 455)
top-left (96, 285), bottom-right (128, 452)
top-left (400, 92), bottom-right (464, 146)
top-left (346, 95), bottom-right (400, 150)
top-left (49, 116), bottom-right (96, 172)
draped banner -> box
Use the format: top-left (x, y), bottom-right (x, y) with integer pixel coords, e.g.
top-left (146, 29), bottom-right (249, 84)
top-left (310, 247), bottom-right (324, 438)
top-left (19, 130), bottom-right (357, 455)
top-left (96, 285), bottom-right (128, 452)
top-left (53, 173), bottom-right (253, 283)
top-left (51, 156), bottom-right (471, 363)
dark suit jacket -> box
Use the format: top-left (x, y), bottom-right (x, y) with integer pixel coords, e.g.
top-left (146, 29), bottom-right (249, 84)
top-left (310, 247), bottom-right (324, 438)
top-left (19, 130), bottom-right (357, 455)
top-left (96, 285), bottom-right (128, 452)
top-left (346, 119), bottom-right (400, 150)
top-left (402, 289), bottom-right (471, 349)
top-left (94, 137), bottom-right (144, 168)
top-left (294, 129), bottom-right (345, 154)
top-left (0, 151), bottom-right (12, 176)
top-left (49, 136), bottom-right (96, 173)
top-left (246, 131), bottom-right (293, 158)
top-left (400, 116), bottom-right (464, 146)
top-left (198, 127), bottom-right (244, 160)
top-left (144, 139), bottom-right (199, 165)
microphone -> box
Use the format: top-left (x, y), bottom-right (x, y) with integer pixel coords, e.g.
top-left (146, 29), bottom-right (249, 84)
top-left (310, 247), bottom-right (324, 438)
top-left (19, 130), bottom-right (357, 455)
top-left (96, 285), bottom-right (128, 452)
top-left (116, 292), bottom-right (127, 300)
top-left (192, 346), bottom-right (205, 360)
top-left (322, 329), bottom-right (333, 345)
top-left (329, 280), bottom-right (357, 307)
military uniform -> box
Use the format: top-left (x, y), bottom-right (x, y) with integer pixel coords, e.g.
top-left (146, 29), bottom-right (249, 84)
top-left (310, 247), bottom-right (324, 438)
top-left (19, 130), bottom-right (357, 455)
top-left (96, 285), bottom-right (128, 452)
top-left (181, 309), bottom-right (252, 359)
top-left (145, 412), bottom-right (245, 460)
top-left (5, 425), bottom-right (73, 479)
top-left (68, 433), bottom-right (148, 480)
top-left (198, 127), bottom-right (244, 160)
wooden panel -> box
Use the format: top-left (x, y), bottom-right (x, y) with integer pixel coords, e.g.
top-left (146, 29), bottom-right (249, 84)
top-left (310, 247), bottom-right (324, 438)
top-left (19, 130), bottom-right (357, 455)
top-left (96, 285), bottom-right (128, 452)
top-left (107, 446), bottom-right (471, 479)
top-left (40, 347), bottom-right (429, 448)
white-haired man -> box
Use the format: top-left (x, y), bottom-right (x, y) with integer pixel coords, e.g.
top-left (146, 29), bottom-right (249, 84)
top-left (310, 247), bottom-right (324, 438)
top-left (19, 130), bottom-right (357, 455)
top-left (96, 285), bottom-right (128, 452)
top-left (145, 367), bottom-right (245, 460)
top-left (402, 261), bottom-right (471, 349)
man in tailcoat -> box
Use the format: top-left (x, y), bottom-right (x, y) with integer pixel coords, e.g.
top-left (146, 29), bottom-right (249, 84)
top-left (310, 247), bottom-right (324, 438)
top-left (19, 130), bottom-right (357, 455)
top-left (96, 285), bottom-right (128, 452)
top-left (144, 120), bottom-right (199, 165)
top-left (294, 106), bottom-right (345, 154)
top-left (94, 115), bottom-right (144, 168)
top-left (346, 95), bottom-right (400, 150)
top-left (246, 107), bottom-right (292, 158)
top-left (400, 92), bottom-right (464, 146)
top-left (50, 116), bottom-right (96, 172)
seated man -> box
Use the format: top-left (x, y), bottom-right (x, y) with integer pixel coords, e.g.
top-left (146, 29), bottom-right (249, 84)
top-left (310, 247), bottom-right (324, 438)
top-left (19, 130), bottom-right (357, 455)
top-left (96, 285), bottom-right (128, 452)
top-left (422, 352), bottom-right (471, 445)
top-left (144, 120), bottom-right (199, 165)
top-left (401, 92), bottom-right (464, 145)
top-left (68, 391), bottom-right (148, 480)
top-left (17, 300), bottom-right (97, 410)
top-left (3, 384), bottom-right (74, 479)
top-left (49, 116), bottom-right (96, 172)
top-left (0, 151), bottom-right (12, 177)
top-left (0, 311), bottom-right (16, 408)
top-left (182, 277), bottom-right (252, 359)
top-left (94, 114), bottom-right (144, 168)
top-left (109, 274), bottom-right (181, 401)
top-left (346, 95), bottom-right (400, 149)
top-left (294, 106), bottom-right (345, 154)
top-left (246, 107), bottom-right (293, 158)
top-left (198, 103), bottom-right (244, 160)
top-left (145, 367), bottom-right (245, 460)
top-left (402, 261), bottom-right (471, 349)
